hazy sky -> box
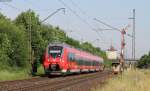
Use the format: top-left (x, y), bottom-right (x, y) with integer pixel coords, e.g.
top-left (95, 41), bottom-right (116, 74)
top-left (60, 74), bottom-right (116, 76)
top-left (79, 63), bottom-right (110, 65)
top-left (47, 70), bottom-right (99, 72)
top-left (0, 0), bottom-right (149, 58)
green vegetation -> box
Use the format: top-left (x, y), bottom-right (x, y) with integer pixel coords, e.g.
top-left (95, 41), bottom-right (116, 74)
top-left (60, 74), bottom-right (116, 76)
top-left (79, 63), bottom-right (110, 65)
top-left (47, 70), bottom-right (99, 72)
top-left (103, 60), bottom-right (112, 68)
top-left (93, 69), bottom-right (150, 91)
top-left (0, 69), bottom-right (30, 81)
top-left (0, 13), bottom-right (29, 70)
top-left (36, 65), bottom-right (45, 76)
top-left (0, 10), bottom-right (107, 81)
top-left (137, 52), bottom-right (150, 68)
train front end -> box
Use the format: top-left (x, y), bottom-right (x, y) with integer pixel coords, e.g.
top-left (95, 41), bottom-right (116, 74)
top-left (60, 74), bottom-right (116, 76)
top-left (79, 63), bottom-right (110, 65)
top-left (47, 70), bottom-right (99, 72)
top-left (43, 44), bottom-right (67, 75)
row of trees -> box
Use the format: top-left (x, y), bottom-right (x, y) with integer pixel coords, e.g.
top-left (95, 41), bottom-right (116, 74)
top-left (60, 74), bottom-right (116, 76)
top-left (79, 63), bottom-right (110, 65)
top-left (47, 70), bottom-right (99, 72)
top-left (0, 10), bottom-right (106, 70)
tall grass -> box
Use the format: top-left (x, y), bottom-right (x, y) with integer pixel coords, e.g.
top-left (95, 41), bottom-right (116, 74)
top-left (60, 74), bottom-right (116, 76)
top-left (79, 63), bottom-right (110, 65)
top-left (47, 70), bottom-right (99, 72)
top-left (0, 69), bottom-right (30, 81)
top-left (36, 65), bottom-right (45, 76)
top-left (94, 69), bottom-right (150, 91)
top-left (0, 65), bottom-right (45, 81)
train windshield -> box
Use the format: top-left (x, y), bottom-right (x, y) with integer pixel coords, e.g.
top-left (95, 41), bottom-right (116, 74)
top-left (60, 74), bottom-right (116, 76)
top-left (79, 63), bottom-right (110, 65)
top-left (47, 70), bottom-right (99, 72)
top-left (49, 46), bottom-right (63, 58)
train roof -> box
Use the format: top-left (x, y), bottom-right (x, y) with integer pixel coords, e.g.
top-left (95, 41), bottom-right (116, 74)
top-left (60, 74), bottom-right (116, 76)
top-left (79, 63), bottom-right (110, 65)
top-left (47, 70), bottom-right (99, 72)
top-left (48, 42), bottom-right (70, 47)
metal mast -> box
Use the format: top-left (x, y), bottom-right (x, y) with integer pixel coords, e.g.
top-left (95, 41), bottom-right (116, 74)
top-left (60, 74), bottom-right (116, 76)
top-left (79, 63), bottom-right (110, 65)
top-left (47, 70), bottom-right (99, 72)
top-left (133, 9), bottom-right (135, 60)
top-left (129, 9), bottom-right (135, 60)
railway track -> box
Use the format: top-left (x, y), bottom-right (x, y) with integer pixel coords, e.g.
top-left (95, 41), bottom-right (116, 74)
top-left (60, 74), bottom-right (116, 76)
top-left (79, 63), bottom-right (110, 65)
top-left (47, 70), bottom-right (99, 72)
top-left (0, 70), bottom-right (112, 91)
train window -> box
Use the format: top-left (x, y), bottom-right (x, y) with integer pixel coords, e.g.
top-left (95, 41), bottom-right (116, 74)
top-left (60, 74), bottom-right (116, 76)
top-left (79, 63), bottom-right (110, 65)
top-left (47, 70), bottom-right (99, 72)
top-left (76, 58), bottom-right (79, 65)
top-left (78, 58), bottom-right (82, 65)
top-left (49, 46), bottom-right (63, 58)
top-left (94, 61), bottom-right (97, 66)
top-left (86, 61), bottom-right (89, 66)
top-left (68, 53), bottom-right (75, 62)
top-left (76, 57), bottom-right (80, 65)
top-left (92, 61), bottom-right (94, 66)
top-left (85, 61), bottom-right (87, 66)
top-left (89, 61), bottom-right (91, 66)
top-left (80, 59), bottom-right (84, 65)
top-left (82, 59), bottom-right (85, 65)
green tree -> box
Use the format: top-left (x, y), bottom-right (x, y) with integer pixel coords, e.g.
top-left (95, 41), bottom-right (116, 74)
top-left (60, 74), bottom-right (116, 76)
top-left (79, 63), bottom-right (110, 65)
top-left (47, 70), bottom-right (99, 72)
top-left (0, 15), bottom-right (29, 69)
top-left (65, 37), bottom-right (80, 48)
top-left (137, 52), bottom-right (150, 68)
top-left (15, 10), bottom-right (44, 64)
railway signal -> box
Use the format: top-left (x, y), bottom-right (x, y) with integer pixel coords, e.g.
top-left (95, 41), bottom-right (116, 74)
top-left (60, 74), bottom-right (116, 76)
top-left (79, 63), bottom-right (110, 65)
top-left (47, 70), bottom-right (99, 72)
top-left (120, 25), bottom-right (130, 68)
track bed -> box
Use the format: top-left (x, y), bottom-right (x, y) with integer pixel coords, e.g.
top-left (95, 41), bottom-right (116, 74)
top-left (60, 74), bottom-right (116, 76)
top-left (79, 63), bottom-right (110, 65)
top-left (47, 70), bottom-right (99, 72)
top-left (0, 70), bottom-right (112, 91)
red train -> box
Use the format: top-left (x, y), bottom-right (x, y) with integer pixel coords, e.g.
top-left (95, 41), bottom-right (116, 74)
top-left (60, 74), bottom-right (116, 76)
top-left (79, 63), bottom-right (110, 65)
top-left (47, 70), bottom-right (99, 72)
top-left (43, 43), bottom-right (104, 75)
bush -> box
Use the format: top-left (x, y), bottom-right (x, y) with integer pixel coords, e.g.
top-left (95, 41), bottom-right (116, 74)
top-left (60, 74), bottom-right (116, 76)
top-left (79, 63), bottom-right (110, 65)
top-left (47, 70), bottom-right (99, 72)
top-left (137, 52), bottom-right (150, 68)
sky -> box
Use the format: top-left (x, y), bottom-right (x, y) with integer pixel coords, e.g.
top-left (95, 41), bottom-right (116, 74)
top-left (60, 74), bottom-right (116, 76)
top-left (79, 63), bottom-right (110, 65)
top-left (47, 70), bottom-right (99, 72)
top-left (0, 0), bottom-right (150, 58)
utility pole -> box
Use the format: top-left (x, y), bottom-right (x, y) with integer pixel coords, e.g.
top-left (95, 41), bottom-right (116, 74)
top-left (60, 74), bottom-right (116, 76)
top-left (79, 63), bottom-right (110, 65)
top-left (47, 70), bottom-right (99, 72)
top-left (30, 14), bottom-right (32, 65)
top-left (28, 11), bottom-right (33, 74)
top-left (129, 9), bottom-right (135, 60)
top-left (133, 9), bottom-right (135, 60)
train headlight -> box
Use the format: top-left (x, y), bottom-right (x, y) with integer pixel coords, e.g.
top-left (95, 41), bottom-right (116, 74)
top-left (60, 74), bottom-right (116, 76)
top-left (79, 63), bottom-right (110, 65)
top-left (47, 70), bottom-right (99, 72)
top-left (60, 59), bottom-right (64, 62)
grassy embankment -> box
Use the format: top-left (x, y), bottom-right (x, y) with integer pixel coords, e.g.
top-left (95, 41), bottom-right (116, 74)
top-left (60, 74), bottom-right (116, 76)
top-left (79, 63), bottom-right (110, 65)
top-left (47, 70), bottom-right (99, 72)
top-left (93, 69), bottom-right (150, 91)
top-left (0, 66), bottom-right (44, 81)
